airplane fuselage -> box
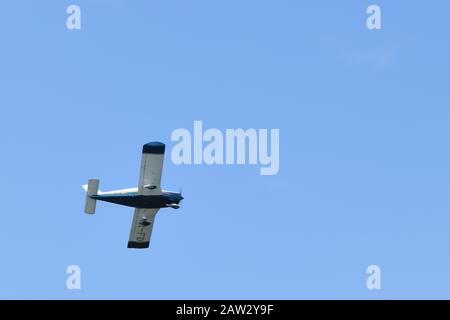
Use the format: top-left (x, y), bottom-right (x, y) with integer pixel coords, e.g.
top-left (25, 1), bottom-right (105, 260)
top-left (93, 191), bottom-right (183, 209)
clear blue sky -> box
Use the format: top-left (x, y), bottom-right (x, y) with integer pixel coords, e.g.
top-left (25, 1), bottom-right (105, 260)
top-left (0, 1), bottom-right (449, 299)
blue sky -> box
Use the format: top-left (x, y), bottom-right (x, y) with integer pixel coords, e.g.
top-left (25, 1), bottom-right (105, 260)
top-left (0, 1), bottom-right (449, 299)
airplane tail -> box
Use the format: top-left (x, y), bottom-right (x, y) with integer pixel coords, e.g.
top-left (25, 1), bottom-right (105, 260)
top-left (83, 179), bottom-right (100, 214)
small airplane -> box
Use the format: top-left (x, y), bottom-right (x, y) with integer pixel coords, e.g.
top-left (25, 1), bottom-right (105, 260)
top-left (82, 142), bottom-right (183, 249)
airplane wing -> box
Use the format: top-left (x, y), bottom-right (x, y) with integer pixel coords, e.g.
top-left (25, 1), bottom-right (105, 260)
top-left (127, 208), bottom-right (160, 249)
top-left (138, 142), bottom-right (165, 195)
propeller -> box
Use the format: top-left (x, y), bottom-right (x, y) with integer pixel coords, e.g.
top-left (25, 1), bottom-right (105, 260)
top-left (167, 187), bottom-right (183, 210)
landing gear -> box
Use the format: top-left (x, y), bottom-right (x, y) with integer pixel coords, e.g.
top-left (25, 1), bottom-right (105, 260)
top-left (140, 217), bottom-right (152, 226)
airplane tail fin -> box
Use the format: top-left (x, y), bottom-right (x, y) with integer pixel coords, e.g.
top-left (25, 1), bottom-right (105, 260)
top-left (83, 179), bottom-right (99, 214)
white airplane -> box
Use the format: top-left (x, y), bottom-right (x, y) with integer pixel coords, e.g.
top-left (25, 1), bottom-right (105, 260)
top-left (82, 142), bottom-right (183, 249)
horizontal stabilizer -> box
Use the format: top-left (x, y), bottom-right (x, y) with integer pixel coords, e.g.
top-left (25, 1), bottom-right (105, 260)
top-left (84, 179), bottom-right (99, 214)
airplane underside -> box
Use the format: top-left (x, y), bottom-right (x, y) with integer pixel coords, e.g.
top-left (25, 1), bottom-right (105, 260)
top-left (93, 194), bottom-right (177, 209)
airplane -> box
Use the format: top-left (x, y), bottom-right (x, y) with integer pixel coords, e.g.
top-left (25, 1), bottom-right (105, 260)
top-left (82, 142), bottom-right (183, 249)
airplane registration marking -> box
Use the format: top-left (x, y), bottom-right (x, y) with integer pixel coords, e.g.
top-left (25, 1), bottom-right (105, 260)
top-left (136, 225), bottom-right (146, 241)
